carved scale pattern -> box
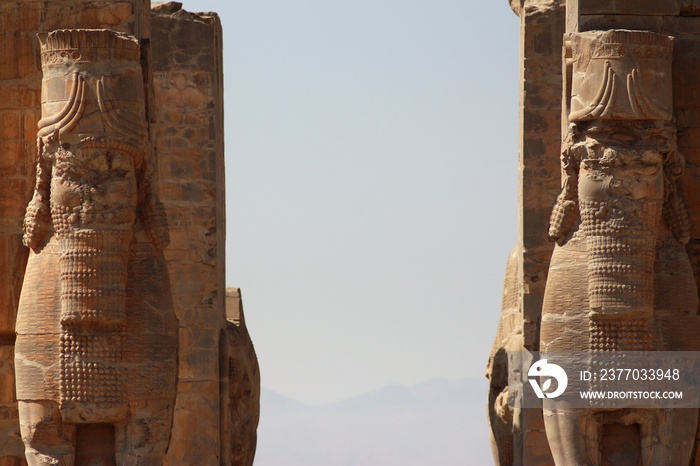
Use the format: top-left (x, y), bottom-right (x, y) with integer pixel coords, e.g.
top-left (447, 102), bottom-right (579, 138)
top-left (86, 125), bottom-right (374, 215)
top-left (579, 199), bottom-right (661, 314)
top-left (59, 331), bottom-right (125, 405)
top-left (589, 319), bottom-right (655, 352)
top-left (57, 230), bottom-right (130, 326)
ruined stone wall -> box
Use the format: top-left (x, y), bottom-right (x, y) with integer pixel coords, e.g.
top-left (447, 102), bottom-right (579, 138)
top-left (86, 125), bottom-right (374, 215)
top-left (488, 3), bottom-right (565, 463)
top-left (515, 0), bottom-right (564, 463)
top-left (0, 2), bottom-right (258, 463)
top-left (151, 3), bottom-right (228, 464)
top-left (492, 1), bottom-right (700, 463)
top-left (0, 2), bottom-right (148, 463)
top-left (516, 0), bottom-right (565, 359)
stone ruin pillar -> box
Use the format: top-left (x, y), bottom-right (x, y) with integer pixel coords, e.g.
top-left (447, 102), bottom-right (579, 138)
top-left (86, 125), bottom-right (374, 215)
top-left (541, 28), bottom-right (699, 464)
top-left (0, 2), bottom-right (258, 464)
top-left (488, 1), bottom-right (700, 464)
top-left (15, 28), bottom-right (177, 466)
top-left (486, 1), bottom-right (564, 464)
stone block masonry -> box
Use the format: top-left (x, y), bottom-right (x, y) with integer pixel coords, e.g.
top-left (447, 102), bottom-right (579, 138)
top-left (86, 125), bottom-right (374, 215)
top-left (488, 0), bottom-right (700, 464)
top-left (0, 1), bottom-right (259, 464)
top-left (151, 3), bottom-right (231, 465)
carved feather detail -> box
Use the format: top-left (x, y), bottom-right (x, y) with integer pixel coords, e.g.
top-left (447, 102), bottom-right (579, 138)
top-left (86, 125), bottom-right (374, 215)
top-left (570, 60), bottom-right (616, 121)
top-left (628, 68), bottom-right (673, 121)
top-left (37, 72), bottom-right (87, 141)
top-left (97, 77), bottom-right (148, 141)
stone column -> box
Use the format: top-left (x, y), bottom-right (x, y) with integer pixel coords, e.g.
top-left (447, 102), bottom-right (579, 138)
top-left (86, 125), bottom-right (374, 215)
top-left (150, 4), bottom-right (228, 465)
top-left (516, 1), bottom-right (565, 464)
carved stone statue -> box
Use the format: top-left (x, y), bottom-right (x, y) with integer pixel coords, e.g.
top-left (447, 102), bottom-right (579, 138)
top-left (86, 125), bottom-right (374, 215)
top-left (542, 29), bottom-right (699, 465)
top-left (486, 248), bottom-right (520, 465)
top-left (225, 287), bottom-right (260, 466)
top-left (15, 29), bottom-right (177, 466)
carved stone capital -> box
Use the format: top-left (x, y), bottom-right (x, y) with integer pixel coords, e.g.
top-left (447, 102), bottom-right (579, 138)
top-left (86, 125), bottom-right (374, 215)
top-left (38, 29), bottom-right (147, 149)
top-left (39, 29), bottom-right (140, 67)
top-left (569, 30), bottom-right (673, 122)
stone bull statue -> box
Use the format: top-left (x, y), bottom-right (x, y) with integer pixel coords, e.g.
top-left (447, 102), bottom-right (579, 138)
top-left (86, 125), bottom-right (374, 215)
top-left (486, 248), bottom-right (520, 465)
top-left (16, 29), bottom-right (177, 465)
top-left (541, 30), bottom-right (700, 465)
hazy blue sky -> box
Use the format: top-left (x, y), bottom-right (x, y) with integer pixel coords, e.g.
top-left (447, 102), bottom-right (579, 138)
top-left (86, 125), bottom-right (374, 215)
top-left (179, 0), bottom-right (521, 405)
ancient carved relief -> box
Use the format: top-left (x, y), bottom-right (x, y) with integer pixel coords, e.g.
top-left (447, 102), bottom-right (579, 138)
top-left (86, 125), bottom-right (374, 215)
top-left (486, 248), bottom-right (520, 466)
top-left (541, 30), bottom-right (699, 465)
top-left (16, 29), bottom-right (177, 466)
top-left (225, 288), bottom-right (260, 466)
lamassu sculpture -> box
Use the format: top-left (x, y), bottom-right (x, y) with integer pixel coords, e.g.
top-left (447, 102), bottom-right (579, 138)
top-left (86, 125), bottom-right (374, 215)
top-left (16, 29), bottom-right (177, 465)
top-left (542, 29), bottom-right (699, 465)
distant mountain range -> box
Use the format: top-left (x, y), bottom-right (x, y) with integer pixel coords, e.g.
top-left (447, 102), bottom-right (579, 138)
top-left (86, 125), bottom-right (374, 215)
top-left (255, 377), bottom-right (493, 466)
